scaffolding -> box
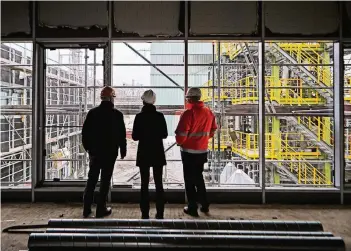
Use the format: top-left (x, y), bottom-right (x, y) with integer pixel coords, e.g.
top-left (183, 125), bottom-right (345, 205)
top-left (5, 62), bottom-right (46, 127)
top-left (0, 44), bottom-right (104, 184)
top-left (204, 42), bottom-right (344, 186)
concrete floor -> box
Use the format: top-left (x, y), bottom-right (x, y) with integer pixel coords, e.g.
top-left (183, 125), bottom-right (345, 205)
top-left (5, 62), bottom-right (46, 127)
top-left (2, 203), bottom-right (351, 250)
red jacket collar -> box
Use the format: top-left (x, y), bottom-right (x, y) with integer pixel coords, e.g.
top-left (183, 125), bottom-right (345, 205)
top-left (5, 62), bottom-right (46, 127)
top-left (186, 101), bottom-right (204, 110)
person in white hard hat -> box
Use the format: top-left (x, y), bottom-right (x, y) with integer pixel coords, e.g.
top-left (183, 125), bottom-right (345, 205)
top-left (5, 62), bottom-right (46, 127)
top-left (175, 87), bottom-right (217, 217)
top-left (132, 90), bottom-right (168, 219)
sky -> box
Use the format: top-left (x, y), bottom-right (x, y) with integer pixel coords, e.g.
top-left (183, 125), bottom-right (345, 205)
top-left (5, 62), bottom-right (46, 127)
top-left (43, 42), bottom-right (152, 87)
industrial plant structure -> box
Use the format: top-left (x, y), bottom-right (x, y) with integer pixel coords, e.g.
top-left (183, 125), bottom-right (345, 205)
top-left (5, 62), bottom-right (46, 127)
top-left (1, 41), bottom-right (351, 188)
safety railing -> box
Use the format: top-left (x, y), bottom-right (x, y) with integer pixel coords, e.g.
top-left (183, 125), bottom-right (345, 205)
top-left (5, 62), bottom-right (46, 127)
top-left (297, 116), bottom-right (333, 146)
top-left (231, 131), bottom-right (259, 159)
top-left (266, 132), bottom-right (329, 185)
top-left (225, 131), bottom-right (329, 184)
top-left (212, 76), bottom-right (324, 105)
top-left (278, 138), bottom-right (330, 185)
top-left (220, 43), bottom-right (243, 60)
top-left (201, 79), bottom-right (234, 103)
top-left (275, 43), bottom-right (332, 87)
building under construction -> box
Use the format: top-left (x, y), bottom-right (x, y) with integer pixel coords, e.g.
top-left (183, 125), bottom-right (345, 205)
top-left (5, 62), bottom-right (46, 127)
top-left (1, 1), bottom-right (351, 203)
top-left (2, 41), bottom-right (351, 188)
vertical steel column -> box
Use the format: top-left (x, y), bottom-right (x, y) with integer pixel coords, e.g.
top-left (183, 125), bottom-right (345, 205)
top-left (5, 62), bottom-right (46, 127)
top-left (107, 1), bottom-right (113, 202)
top-left (258, 2), bottom-right (266, 204)
top-left (217, 42), bottom-right (221, 186)
top-left (84, 49), bottom-right (88, 178)
top-left (211, 43), bottom-right (215, 184)
top-left (93, 50), bottom-right (96, 106)
top-left (184, 1), bottom-right (189, 98)
top-left (184, 0), bottom-right (189, 201)
top-left (31, 1), bottom-right (37, 202)
top-left (334, 42), bottom-right (344, 203)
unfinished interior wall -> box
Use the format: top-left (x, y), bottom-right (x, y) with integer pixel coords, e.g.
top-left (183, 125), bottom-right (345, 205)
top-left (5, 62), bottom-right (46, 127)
top-left (345, 2), bottom-right (351, 36)
top-left (1, 1), bottom-right (31, 36)
top-left (265, 2), bottom-right (339, 35)
top-left (38, 2), bottom-right (108, 28)
top-left (113, 1), bottom-right (180, 36)
top-left (190, 2), bottom-right (257, 35)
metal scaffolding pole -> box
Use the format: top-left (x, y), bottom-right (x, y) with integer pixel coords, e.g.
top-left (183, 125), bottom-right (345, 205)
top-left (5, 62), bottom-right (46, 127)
top-left (84, 49), bottom-right (88, 178)
top-left (93, 50), bottom-right (96, 106)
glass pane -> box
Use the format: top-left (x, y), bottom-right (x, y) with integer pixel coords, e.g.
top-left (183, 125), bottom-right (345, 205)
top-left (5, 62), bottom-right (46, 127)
top-left (344, 45), bottom-right (351, 186)
top-left (44, 48), bottom-right (103, 180)
top-left (188, 41), bottom-right (260, 188)
top-left (1, 42), bottom-right (33, 188)
top-left (265, 41), bottom-right (334, 188)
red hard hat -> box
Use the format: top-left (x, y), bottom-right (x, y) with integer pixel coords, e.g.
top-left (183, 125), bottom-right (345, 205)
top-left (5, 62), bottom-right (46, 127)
top-left (101, 86), bottom-right (116, 98)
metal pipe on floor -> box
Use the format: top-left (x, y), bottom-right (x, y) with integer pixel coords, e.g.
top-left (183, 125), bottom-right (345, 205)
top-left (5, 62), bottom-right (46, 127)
top-left (45, 228), bottom-right (334, 237)
top-left (48, 219), bottom-right (324, 231)
top-left (28, 233), bottom-right (346, 251)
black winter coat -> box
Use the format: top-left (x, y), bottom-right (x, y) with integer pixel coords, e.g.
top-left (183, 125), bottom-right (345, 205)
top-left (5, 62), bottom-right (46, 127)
top-left (82, 101), bottom-right (127, 157)
top-left (132, 104), bottom-right (168, 167)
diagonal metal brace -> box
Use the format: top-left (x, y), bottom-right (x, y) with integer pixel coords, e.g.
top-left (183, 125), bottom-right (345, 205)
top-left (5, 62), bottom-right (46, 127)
top-left (123, 42), bottom-right (184, 91)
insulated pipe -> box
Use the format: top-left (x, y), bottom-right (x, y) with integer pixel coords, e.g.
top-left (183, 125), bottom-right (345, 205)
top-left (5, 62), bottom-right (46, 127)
top-left (28, 233), bottom-right (345, 251)
top-left (46, 228), bottom-right (334, 237)
top-left (48, 219), bottom-right (324, 231)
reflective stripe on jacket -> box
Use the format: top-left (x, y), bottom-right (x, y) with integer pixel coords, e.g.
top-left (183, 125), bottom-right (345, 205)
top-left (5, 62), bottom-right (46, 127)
top-left (175, 101), bottom-right (217, 154)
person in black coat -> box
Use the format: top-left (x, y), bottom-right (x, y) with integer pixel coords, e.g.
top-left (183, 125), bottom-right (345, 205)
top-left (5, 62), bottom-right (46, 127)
top-left (82, 86), bottom-right (127, 218)
top-left (132, 90), bottom-right (168, 219)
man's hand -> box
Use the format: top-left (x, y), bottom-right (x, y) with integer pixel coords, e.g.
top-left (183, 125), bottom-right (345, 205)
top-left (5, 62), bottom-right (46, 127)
top-left (120, 151), bottom-right (126, 160)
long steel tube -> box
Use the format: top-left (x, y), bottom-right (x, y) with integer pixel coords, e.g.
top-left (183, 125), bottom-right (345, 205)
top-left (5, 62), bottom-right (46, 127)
top-left (45, 228), bottom-right (334, 237)
top-left (48, 219), bottom-right (324, 231)
top-left (28, 233), bottom-right (345, 251)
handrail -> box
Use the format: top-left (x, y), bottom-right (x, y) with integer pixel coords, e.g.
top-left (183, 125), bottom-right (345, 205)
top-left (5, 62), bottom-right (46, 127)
top-left (227, 131), bottom-right (330, 184)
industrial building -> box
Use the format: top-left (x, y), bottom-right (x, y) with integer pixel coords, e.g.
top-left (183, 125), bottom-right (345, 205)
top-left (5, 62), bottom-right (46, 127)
top-left (1, 1), bottom-right (351, 250)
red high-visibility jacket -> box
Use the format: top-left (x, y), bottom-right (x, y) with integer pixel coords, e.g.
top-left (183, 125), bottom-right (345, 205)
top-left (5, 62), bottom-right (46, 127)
top-left (175, 101), bottom-right (217, 154)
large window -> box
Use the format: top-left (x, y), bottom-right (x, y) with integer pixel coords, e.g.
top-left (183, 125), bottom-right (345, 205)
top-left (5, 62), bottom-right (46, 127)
top-left (112, 42), bottom-right (184, 188)
top-left (265, 42), bottom-right (334, 187)
top-left (188, 41), bottom-right (260, 187)
top-left (2, 40), bottom-right (342, 190)
top-left (44, 48), bottom-right (104, 180)
top-left (344, 44), bottom-right (351, 187)
top-left (0, 42), bottom-right (32, 188)
top-left (185, 41), bottom-right (335, 188)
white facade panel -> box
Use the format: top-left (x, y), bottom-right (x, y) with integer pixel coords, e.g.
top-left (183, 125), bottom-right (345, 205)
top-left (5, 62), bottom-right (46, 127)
top-left (151, 43), bottom-right (184, 55)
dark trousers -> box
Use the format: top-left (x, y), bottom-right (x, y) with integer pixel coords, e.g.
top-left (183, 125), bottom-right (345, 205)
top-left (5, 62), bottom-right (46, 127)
top-left (83, 154), bottom-right (116, 211)
top-left (181, 151), bottom-right (208, 211)
top-left (139, 166), bottom-right (164, 217)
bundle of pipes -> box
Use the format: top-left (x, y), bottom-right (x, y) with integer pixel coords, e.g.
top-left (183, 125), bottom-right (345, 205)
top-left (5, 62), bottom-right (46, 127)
top-left (28, 219), bottom-right (346, 251)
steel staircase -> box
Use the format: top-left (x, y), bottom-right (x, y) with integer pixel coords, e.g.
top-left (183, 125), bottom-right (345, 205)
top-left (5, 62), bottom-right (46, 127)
top-left (266, 43), bottom-right (333, 103)
top-left (280, 116), bottom-right (333, 155)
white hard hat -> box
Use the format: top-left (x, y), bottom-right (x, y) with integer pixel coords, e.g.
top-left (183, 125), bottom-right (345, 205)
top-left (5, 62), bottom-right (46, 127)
top-left (186, 87), bottom-right (202, 98)
top-left (141, 89), bottom-right (156, 104)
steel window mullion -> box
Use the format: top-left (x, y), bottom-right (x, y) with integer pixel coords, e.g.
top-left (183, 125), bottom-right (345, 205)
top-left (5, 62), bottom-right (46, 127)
top-left (259, 1), bottom-right (266, 204)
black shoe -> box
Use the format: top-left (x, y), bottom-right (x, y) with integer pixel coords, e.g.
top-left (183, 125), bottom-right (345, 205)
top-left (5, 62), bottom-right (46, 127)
top-left (183, 206), bottom-right (199, 217)
top-left (155, 213), bottom-right (164, 219)
top-left (83, 209), bottom-right (92, 218)
top-left (200, 207), bottom-right (209, 214)
top-left (141, 215), bottom-right (149, 219)
top-left (96, 207), bottom-right (112, 218)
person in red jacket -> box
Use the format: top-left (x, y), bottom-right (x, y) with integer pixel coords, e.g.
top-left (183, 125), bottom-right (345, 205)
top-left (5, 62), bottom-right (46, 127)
top-left (175, 87), bottom-right (217, 217)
